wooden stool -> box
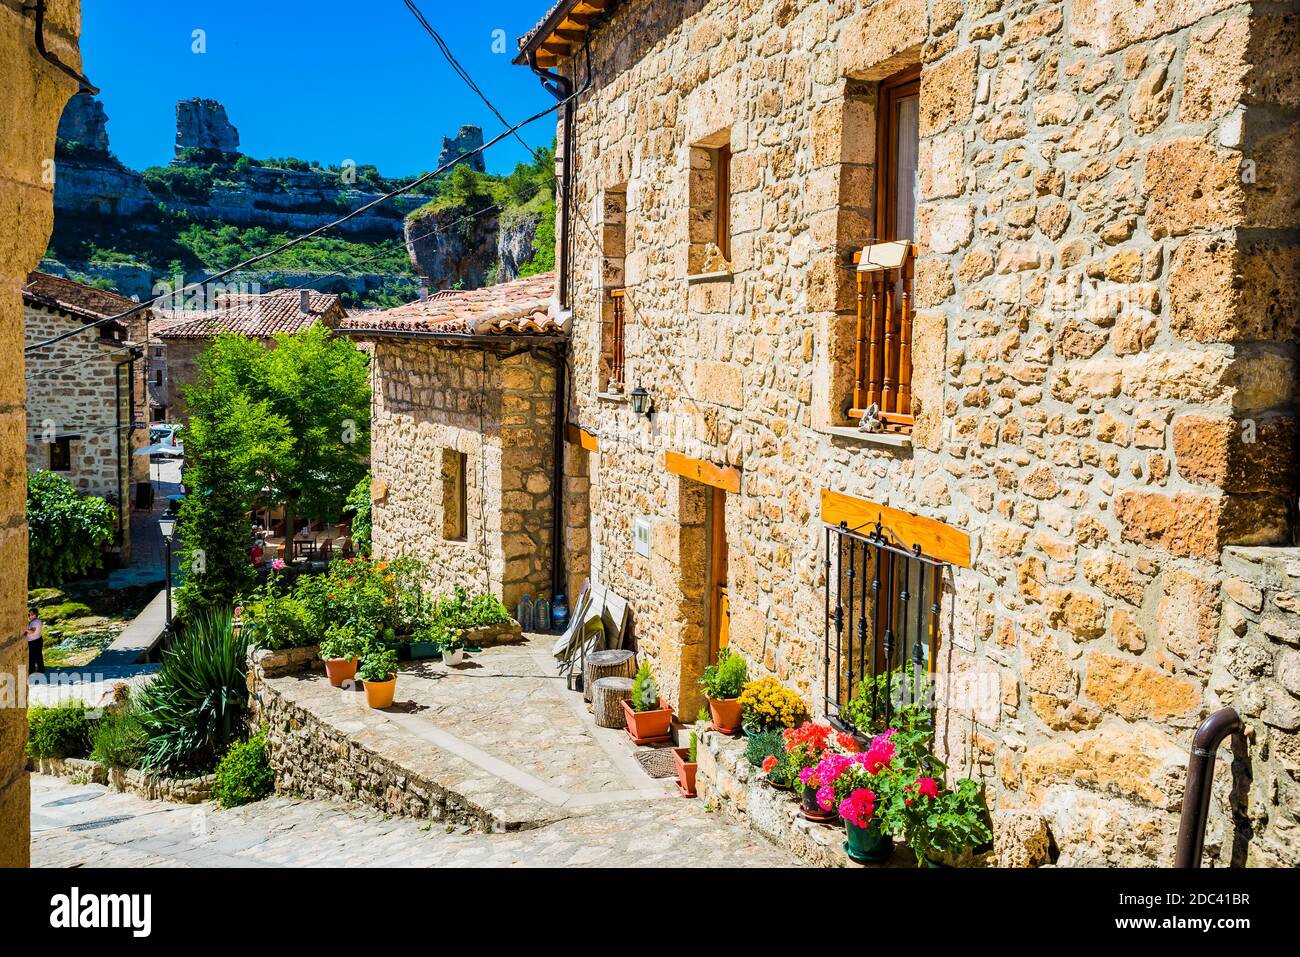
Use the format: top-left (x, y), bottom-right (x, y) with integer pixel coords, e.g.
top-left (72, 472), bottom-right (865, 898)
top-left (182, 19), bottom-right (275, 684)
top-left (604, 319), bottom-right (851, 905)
top-left (592, 676), bottom-right (634, 729)
top-left (583, 648), bottom-right (636, 703)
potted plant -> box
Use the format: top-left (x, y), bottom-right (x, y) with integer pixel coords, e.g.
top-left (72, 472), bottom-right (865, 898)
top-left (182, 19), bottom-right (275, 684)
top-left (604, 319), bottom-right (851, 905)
top-left (408, 619), bottom-right (442, 660)
top-left (319, 623), bottom-right (368, 687)
top-left (899, 776), bottom-right (993, 867)
top-left (622, 659), bottom-right (674, 744)
top-left (673, 728), bottom-right (698, 798)
top-left (698, 647), bottom-right (748, 734)
top-left (807, 729), bottom-right (908, 863)
top-left (441, 634), bottom-right (466, 667)
top-left (358, 646), bottom-right (399, 709)
top-left (738, 676), bottom-right (809, 736)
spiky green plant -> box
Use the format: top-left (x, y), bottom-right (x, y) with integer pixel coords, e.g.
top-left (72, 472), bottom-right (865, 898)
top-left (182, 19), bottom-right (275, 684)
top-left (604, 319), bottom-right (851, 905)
top-left (630, 659), bottom-right (659, 712)
top-left (135, 608), bottom-right (249, 775)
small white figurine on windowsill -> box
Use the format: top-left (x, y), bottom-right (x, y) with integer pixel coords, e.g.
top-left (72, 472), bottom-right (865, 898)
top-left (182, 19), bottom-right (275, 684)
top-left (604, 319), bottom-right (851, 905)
top-left (857, 403), bottom-right (884, 433)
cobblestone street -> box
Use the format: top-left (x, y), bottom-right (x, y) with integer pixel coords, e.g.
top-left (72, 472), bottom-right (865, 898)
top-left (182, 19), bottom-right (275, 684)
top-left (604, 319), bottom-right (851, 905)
top-left (30, 774), bottom-right (801, 868)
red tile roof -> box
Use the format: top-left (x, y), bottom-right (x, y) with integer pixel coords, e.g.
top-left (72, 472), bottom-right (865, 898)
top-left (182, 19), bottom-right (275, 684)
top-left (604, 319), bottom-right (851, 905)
top-left (23, 271), bottom-right (144, 330)
top-left (154, 289), bottom-right (343, 339)
top-left (341, 272), bottom-right (562, 338)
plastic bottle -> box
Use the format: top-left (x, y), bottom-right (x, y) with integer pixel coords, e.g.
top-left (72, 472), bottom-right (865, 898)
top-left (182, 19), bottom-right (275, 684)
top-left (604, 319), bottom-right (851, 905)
top-left (516, 594), bottom-right (533, 632)
top-left (551, 593), bottom-right (569, 633)
top-left (532, 595), bottom-right (551, 634)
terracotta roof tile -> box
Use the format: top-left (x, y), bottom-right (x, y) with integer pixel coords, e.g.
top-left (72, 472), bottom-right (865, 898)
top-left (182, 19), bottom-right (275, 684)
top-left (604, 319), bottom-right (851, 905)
top-left (154, 289), bottom-right (343, 339)
top-left (341, 272), bottom-right (562, 338)
top-left (23, 271), bottom-right (145, 328)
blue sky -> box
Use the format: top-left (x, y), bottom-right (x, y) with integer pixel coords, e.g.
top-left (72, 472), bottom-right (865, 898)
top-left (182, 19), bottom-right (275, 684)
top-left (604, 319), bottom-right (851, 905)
top-left (80, 0), bottom-right (557, 177)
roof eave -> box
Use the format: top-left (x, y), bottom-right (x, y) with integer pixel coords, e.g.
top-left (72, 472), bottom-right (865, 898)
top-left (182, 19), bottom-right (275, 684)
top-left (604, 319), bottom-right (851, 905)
top-left (514, 0), bottom-right (617, 68)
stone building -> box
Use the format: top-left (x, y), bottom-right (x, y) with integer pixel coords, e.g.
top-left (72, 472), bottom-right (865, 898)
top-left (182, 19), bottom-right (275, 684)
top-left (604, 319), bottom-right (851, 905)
top-left (515, 0), bottom-right (1300, 865)
top-left (344, 272), bottom-right (564, 609)
top-left (153, 288), bottom-right (346, 422)
top-left (2, 0), bottom-right (83, 869)
top-left (23, 272), bottom-right (148, 558)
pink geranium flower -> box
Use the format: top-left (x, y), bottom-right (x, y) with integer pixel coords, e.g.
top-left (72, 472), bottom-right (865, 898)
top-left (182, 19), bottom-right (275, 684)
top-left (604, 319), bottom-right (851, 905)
top-left (914, 775), bottom-right (940, 800)
top-left (838, 787), bottom-right (877, 828)
top-left (271, 559), bottom-right (286, 570)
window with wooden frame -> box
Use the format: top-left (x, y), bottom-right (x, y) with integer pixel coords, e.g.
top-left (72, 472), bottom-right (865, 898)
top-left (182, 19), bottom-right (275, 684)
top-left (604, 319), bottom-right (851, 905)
top-left (600, 186), bottom-right (627, 393)
top-left (850, 67), bottom-right (920, 433)
top-left (49, 436), bottom-right (72, 471)
top-left (441, 449), bottom-right (468, 541)
top-left (688, 131), bottom-right (732, 274)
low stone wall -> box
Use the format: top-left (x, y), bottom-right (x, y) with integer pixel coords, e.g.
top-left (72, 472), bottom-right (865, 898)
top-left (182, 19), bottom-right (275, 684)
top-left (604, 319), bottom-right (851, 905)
top-left (696, 730), bottom-right (857, 867)
top-left (31, 757), bottom-right (215, 804)
top-left (1207, 547), bottom-right (1300, 867)
top-left (245, 644), bottom-right (512, 831)
top-left (464, 620), bottom-right (523, 647)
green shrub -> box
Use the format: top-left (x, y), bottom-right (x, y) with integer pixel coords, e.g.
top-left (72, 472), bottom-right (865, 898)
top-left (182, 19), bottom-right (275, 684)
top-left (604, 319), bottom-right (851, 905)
top-left (345, 474), bottom-right (372, 556)
top-left (213, 734), bottom-right (274, 808)
top-left (135, 609), bottom-right (249, 775)
top-left (26, 703), bottom-right (92, 759)
top-left (699, 647), bottom-right (748, 700)
top-left (358, 646), bottom-right (398, 683)
top-left (90, 705), bottom-right (147, 769)
top-left (630, 659), bottom-right (660, 712)
top-left (26, 470), bottom-right (116, 587)
top-left (744, 728), bottom-right (784, 769)
top-left (319, 622), bottom-right (368, 661)
top-left (40, 601), bottom-right (93, 623)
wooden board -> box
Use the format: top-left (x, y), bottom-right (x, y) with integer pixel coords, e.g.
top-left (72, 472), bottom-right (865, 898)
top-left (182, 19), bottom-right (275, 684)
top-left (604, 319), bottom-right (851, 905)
top-left (664, 450), bottom-right (741, 493)
top-left (565, 423), bottom-right (599, 452)
top-left (819, 489), bottom-right (971, 568)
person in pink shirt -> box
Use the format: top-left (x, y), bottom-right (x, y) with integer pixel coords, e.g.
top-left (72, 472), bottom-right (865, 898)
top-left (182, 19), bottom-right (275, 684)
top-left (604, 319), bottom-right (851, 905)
top-left (27, 607), bottom-right (44, 676)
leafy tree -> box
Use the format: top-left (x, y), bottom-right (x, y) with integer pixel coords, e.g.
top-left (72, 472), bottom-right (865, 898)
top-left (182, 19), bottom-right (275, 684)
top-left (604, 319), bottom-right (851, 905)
top-left (26, 470), bottom-right (116, 586)
top-left (345, 473), bottom-right (372, 556)
top-left (175, 323), bottom-right (369, 615)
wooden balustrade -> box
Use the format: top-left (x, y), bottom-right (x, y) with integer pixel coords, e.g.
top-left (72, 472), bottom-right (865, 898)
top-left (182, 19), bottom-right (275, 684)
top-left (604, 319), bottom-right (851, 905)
top-left (610, 288), bottom-right (626, 390)
top-left (851, 243), bottom-right (914, 431)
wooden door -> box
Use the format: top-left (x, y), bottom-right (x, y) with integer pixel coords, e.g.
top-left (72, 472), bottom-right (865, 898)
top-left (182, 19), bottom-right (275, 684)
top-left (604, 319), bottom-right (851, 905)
top-left (709, 486), bottom-right (730, 659)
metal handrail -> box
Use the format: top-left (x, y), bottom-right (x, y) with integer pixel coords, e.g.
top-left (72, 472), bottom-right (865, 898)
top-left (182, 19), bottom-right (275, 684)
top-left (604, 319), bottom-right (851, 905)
top-left (1174, 708), bottom-right (1246, 868)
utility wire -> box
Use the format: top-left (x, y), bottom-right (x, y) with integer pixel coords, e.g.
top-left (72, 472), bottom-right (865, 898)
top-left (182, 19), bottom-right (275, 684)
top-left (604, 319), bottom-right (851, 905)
top-left (26, 93), bottom-right (574, 355)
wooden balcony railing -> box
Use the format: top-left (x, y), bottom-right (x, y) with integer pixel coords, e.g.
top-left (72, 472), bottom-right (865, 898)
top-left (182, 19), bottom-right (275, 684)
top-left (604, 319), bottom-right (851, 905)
top-left (850, 241), bottom-right (914, 432)
top-left (609, 288), bottom-right (626, 391)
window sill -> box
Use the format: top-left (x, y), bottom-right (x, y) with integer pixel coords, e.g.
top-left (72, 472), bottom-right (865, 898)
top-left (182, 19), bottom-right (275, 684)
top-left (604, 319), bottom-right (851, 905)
top-left (685, 270), bottom-right (733, 285)
top-left (596, 391), bottom-right (629, 403)
top-left (821, 426), bottom-right (912, 449)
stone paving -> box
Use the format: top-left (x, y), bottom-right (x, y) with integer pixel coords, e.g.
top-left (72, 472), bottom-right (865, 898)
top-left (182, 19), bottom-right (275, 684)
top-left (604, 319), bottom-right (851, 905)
top-left (30, 774), bottom-right (801, 868)
top-left (260, 635), bottom-right (695, 830)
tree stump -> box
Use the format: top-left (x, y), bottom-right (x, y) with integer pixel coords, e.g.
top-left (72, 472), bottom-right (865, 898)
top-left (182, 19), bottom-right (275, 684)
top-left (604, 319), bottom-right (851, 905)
top-left (592, 676), bottom-right (634, 729)
top-left (583, 649), bottom-right (636, 703)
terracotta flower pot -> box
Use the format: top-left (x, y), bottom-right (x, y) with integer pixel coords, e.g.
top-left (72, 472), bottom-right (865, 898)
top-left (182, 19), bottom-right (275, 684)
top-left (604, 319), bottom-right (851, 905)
top-left (621, 698), bottom-right (674, 744)
top-left (707, 697), bottom-right (742, 734)
top-left (800, 784), bottom-right (838, 823)
top-left (324, 657), bottom-right (358, 688)
top-left (843, 820), bottom-right (894, 864)
top-left (363, 676), bottom-right (397, 709)
top-left (672, 747), bottom-right (697, 798)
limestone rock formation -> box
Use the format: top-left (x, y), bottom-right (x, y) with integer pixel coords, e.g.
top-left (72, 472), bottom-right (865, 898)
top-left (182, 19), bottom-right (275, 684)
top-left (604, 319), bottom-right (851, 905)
top-left (175, 98), bottom-right (240, 157)
top-left (56, 93), bottom-right (110, 154)
top-left (497, 211), bottom-right (541, 282)
top-left (404, 203), bottom-right (499, 290)
top-left (438, 125), bottom-right (486, 173)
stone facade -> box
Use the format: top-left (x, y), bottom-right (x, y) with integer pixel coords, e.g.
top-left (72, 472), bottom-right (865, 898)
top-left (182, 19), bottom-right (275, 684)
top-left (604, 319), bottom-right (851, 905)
top-left (0, 0), bottom-right (82, 868)
top-left (527, 0), bottom-right (1300, 865)
top-left (24, 298), bottom-right (138, 555)
top-left (368, 338), bottom-right (558, 609)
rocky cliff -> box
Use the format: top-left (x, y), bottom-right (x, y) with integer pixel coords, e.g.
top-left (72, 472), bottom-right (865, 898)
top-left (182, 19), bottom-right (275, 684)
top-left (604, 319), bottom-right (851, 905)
top-left (47, 96), bottom-right (552, 306)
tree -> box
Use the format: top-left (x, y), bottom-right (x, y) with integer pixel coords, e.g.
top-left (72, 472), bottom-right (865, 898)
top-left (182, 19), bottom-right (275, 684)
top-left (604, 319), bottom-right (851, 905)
top-left (174, 323), bottom-right (370, 616)
top-left (26, 470), bottom-right (116, 586)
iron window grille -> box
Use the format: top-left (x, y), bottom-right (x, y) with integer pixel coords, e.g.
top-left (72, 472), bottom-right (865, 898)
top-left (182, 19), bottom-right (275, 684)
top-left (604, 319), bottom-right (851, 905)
top-left (822, 519), bottom-right (948, 737)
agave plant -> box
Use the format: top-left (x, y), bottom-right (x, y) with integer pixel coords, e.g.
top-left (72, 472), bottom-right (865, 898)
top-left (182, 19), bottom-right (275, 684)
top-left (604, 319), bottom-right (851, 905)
top-left (135, 608), bottom-right (249, 776)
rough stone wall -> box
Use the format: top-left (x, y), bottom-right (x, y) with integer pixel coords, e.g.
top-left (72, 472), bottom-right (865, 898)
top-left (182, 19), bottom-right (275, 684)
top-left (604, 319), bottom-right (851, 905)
top-left (548, 0), bottom-right (1299, 865)
top-left (1204, 547), bottom-right (1300, 867)
top-left (369, 338), bottom-right (556, 608)
top-left (24, 304), bottom-right (132, 518)
top-left (156, 336), bottom-right (207, 423)
top-left (0, 0), bottom-right (83, 869)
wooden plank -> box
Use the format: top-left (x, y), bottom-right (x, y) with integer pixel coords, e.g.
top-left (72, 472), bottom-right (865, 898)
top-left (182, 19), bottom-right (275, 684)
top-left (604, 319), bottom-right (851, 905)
top-left (819, 489), bottom-right (971, 568)
top-left (564, 423), bottom-right (599, 451)
top-left (665, 450), bottom-right (740, 493)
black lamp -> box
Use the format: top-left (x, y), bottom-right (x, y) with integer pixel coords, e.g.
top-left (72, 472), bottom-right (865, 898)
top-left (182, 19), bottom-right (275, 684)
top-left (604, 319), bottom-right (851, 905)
top-left (629, 382), bottom-right (653, 418)
top-left (158, 509), bottom-right (176, 646)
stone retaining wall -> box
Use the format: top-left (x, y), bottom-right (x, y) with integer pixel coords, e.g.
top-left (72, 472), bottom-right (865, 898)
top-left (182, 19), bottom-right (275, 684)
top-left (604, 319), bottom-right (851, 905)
top-left (31, 757), bottom-right (215, 804)
top-left (245, 644), bottom-right (511, 831)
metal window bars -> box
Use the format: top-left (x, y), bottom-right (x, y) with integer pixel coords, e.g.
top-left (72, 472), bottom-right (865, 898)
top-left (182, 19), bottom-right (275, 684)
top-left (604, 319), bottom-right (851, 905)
top-left (823, 518), bottom-right (946, 736)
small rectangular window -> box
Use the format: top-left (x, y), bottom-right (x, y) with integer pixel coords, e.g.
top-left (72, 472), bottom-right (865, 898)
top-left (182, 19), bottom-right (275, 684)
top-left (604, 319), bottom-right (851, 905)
top-left (714, 144), bottom-right (731, 260)
top-left (50, 437), bottom-right (72, 471)
top-left (442, 449), bottom-right (468, 541)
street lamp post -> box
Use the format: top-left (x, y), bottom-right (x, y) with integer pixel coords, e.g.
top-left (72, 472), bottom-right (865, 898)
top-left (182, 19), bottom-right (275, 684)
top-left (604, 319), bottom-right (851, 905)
top-left (159, 510), bottom-right (176, 647)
